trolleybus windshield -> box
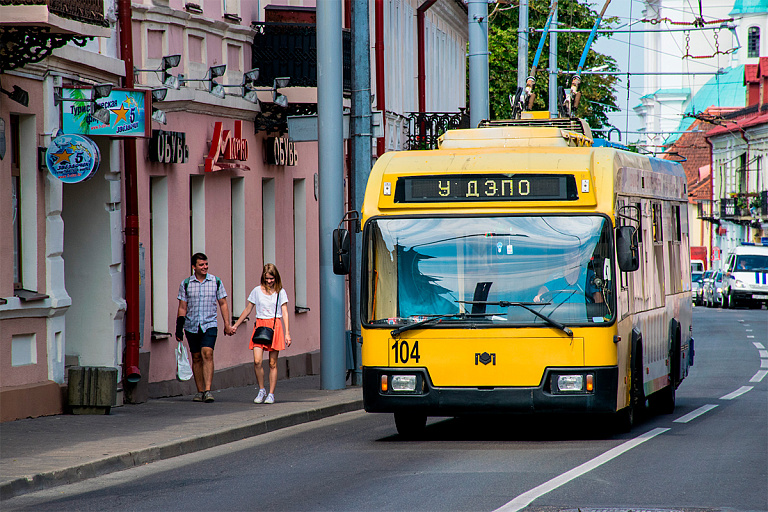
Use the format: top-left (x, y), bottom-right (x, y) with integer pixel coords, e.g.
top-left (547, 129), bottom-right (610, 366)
top-left (364, 215), bottom-right (614, 328)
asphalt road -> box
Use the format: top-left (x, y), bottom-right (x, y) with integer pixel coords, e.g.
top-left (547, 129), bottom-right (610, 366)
top-left (5, 307), bottom-right (767, 512)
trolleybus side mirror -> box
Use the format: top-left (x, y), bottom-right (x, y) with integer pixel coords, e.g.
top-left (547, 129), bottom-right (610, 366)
top-left (333, 228), bottom-right (351, 275)
top-left (616, 225), bottom-right (639, 272)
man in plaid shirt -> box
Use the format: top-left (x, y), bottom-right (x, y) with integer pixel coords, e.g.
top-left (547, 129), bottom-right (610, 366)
top-left (175, 253), bottom-right (232, 402)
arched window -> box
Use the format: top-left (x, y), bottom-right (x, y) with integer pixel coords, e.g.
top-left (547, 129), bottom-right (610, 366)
top-left (748, 26), bottom-right (760, 58)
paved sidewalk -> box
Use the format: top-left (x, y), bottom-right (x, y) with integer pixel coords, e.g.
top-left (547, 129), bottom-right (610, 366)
top-left (0, 376), bottom-right (362, 500)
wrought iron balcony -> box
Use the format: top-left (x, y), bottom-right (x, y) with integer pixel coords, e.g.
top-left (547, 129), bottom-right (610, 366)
top-left (0, 0), bottom-right (109, 72)
top-left (251, 22), bottom-right (350, 92)
top-left (406, 110), bottom-right (470, 150)
top-left (720, 191), bottom-right (768, 220)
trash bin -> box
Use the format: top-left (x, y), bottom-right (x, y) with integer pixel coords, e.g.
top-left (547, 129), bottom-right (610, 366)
top-left (67, 366), bottom-right (117, 415)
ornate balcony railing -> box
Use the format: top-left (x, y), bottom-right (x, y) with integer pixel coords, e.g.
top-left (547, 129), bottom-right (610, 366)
top-left (251, 22), bottom-right (350, 92)
top-left (405, 110), bottom-right (470, 150)
top-left (720, 191), bottom-right (768, 220)
top-left (1, 0), bottom-right (107, 26)
top-left (0, 0), bottom-right (108, 72)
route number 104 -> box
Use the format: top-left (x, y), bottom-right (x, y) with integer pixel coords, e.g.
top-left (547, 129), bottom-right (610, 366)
top-left (391, 339), bottom-right (420, 364)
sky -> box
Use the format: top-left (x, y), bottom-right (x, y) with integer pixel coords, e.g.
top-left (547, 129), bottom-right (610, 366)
top-left (591, 0), bottom-right (646, 141)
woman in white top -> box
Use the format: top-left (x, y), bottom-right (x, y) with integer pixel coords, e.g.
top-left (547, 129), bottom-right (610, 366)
top-left (232, 263), bottom-right (291, 404)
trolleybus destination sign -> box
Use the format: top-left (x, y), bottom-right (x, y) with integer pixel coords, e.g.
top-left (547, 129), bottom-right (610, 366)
top-left (394, 174), bottom-right (578, 203)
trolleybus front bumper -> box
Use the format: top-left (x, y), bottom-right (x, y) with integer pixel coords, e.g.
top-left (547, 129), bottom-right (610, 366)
top-left (363, 366), bottom-right (619, 415)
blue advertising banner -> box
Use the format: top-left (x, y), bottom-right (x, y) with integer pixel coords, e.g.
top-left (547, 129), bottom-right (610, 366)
top-left (45, 134), bottom-right (101, 183)
top-left (61, 88), bottom-right (151, 137)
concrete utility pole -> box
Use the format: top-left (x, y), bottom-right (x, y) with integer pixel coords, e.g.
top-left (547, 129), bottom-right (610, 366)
top-left (517, 0), bottom-right (529, 87)
top-left (317, 1), bottom-right (346, 390)
top-left (467, 0), bottom-right (490, 126)
top-left (348, 0), bottom-right (372, 386)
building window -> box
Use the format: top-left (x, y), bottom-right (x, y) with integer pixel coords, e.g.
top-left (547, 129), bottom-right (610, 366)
top-left (190, 176), bottom-right (205, 255)
top-left (12, 114), bottom-right (38, 292)
top-left (11, 115), bottom-right (21, 289)
top-left (231, 177), bottom-right (246, 314)
top-left (150, 177), bottom-right (169, 333)
top-left (293, 179), bottom-right (307, 309)
top-left (262, 178), bottom-right (276, 266)
top-left (747, 26), bottom-right (760, 59)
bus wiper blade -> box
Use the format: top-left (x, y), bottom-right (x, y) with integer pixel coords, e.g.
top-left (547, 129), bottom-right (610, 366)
top-left (457, 300), bottom-right (573, 337)
top-left (390, 312), bottom-right (494, 337)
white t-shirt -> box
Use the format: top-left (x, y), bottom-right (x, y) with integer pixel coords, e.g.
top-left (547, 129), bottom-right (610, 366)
top-left (248, 287), bottom-right (289, 319)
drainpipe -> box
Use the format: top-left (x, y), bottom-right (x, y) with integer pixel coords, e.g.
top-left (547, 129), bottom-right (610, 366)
top-left (704, 135), bottom-right (715, 266)
top-left (118, 0), bottom-right (141, 384)
top-left (375, 0), bottom-right (385, 155)
top-left (417, 0), bottom-right (437, 113)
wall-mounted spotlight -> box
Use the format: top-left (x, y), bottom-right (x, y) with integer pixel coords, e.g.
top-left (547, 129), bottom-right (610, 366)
top-left (0, 80), bottom-right (30, 107)
top-left (180, 64), bottom-right (227, 99)
top-left (235, 74), bottom-right (290, 111)
top-left (54, 83), bottom-right (114, 125)
top-left (151, 88), bottom-right (168, 125)
top-left (134, 54), bottom-right (182, 89)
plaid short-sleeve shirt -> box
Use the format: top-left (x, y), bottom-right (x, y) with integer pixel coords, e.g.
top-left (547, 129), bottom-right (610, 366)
top-left (177, 273), bottom-right (227, 333)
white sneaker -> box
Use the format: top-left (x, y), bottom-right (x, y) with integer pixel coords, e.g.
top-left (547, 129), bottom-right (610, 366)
top-left (254, 389), bottom-right (267, 404)
top-left (265, 393), bottom-right (275, 404)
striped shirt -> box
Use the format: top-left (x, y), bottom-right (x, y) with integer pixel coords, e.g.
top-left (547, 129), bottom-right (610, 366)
top-left (177, 273), bottom-right (227, 333)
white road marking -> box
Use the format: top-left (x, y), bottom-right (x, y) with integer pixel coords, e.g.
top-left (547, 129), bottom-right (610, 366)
top-left (754, 342), bottom-right (765, 349)
top-left (759, 350), bottom-right (768, 358)
top-left (761, 359), bottom-right (768, 369)
top-left (746, 329), bottom-right (753, 332)
top-left (494, 428), bottom-right (670, 512)
top-left (748, 335), bottom-right (755, 339)
top-left (751, 370), bottom-right (768, 383)
top-left (720, 386), bottom-right (754, 400)
top-left (673, 404), bottom-right (718, 423)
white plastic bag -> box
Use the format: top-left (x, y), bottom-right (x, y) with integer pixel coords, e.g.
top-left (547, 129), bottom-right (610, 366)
top-left (176, 342), bottom-right (193, 381)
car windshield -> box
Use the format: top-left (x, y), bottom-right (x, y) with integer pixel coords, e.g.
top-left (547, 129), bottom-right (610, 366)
top-left (735, 255), bottom-right (768, 271)
top-left (364, 215), bottom-right (615, 327)
top-left (692, 272), bottom-right (703, 283)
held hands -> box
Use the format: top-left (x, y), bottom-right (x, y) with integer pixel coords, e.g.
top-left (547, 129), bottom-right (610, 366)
top-left (224, 323), bottom-right (234, 336)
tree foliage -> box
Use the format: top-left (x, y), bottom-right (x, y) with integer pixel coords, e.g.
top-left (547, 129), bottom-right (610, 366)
top-left (488, 0), bottom-right (620, 129)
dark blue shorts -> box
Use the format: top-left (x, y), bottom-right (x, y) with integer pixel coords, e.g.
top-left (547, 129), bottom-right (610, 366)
top-left (185, 327), bottom-right (217, 353)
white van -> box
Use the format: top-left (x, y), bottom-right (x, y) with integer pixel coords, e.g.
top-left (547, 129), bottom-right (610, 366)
top-left (721, 245), bottom-right (768, 309)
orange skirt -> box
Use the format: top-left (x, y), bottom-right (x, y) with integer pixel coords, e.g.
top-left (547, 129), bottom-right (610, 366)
top-left (249, 317), bottom-right (285, 351)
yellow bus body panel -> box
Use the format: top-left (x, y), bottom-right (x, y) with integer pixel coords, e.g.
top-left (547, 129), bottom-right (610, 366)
top-left (362, 326), bottom-right (618, 388)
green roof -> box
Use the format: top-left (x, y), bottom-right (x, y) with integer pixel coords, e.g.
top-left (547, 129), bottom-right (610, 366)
top-left (730, 0), bottom-right (768, 14)
top-left (665, 65), bottom-right (746, 145)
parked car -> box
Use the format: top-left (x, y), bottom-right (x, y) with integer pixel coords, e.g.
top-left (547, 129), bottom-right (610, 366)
top-left (692, 271), bottom-right (704, 305)
top-left (721, 245), bottom-right (768, 309)
top-left (703, 270), bottom-right (724, 307)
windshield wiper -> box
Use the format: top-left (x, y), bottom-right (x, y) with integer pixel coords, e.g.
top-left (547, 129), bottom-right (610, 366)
top-left (457, 300), bottom-right (573, 337)
top-left (390, 312), bottom-right (494, 337)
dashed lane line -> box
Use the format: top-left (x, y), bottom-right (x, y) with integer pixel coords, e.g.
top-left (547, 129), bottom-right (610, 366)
top-left (751, 370), bottom-right (768, 383)
top-left (673, 404), bottom-right (719, 423)
top-left (720, 386), bottom-right (754, 400)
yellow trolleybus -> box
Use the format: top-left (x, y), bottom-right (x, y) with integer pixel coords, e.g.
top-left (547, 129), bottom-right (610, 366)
top-left (348, 117), bottom-right (693, 436)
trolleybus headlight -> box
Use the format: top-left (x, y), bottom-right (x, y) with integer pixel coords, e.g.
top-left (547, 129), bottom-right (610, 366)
top-left (552, 373), bottom-right (595, 393)
top-left (391, 375), bottom-right (417, 392)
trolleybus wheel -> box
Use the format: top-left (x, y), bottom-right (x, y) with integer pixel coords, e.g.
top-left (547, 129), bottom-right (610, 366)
top-left (648, 383), bottom-right (676, 415)
top-left (616, 343), bottom-right (644, 433)
top-left (394, 412), bottom-right (427, 439)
